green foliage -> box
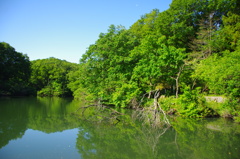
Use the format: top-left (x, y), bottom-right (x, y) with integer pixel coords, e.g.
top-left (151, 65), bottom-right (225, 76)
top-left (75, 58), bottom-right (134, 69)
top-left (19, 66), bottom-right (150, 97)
top-left (175, 86), bottom-right (215, 118)
top-left (1, 0), bottom-right (236, 121)
top-left (159, 96), bottom-right (177, 114)
top-left (194, 50), bottom-right (240, 98)
top-left (112, 83), bottom-right (141, 108)
top-left (77, 26), bottom-right (141, 104)
top-left (234, 112), bottom-right (240, 123)
top-left (30, 57), bottom-right (78, 97)
top-left (67, 0), bottom-right (240, 119)
top-left (213, 12), bottom-right (240, 52)
top-left (219, 98), bottom-right (240, 118)
top-left (74, 22), bottom-right (186, 107)
top-left (130, 35), bottom-right (186, 92)
top-left (0, 42), bottom-right (31, 95)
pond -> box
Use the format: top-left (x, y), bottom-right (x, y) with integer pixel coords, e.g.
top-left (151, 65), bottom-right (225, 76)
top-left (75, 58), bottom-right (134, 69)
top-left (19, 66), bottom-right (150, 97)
top-left (0, 97), bottom-right (240, 159)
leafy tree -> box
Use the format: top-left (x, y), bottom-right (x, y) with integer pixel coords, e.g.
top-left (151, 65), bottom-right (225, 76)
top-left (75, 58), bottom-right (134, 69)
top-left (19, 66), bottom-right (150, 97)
top-left (79, 25), bottom-right (139, 102)
top-left (194, 50), bottom-right (240, 98)
top-left (69, 0), bottom-right (240, 120)
top-left (0, 42), bottom-right (31, 95)
top-left (213, 12), bottom-right (240, 52)
top-left (30, 57), bottom-right (78, 97)
top-left (130, 9), bottom-right (159, 39)
top-left (130, 35), bottom-right (186, 98)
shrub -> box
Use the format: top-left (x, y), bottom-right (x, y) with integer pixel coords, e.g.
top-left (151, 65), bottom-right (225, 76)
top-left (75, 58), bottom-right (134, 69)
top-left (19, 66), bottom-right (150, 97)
top-left (159, 96), bottom-right (177, 115)
top-left (175, 86), bottom-right (215, 118)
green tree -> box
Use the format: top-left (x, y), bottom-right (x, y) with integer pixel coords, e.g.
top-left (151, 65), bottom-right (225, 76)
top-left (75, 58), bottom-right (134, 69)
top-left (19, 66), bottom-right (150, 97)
top-left (79, 25), bottom-right (139, 102)
top-left (194, 50), bottom-right (240, 98)
top-left (70, 0), bottom-right (240, 111)
top-left (213, 12), bottom-right (240, 52)
top-left (0, 42), bottom-right (31, 95)
top-left (130, 35), bottom-right (186, 98)
top-left (130, 9), bottom-right (159, 39)
top-left (30, 57), bottom-right (78, 97)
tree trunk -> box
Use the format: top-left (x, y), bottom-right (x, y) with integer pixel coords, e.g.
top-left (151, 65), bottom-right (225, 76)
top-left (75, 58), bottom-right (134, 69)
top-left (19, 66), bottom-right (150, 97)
top-left (172, 64), bottom-right (184, 98)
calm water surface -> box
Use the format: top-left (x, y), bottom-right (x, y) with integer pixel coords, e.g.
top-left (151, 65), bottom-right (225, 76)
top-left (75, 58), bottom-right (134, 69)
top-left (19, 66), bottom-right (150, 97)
top-left (0, 97), bottom-right (240, 159)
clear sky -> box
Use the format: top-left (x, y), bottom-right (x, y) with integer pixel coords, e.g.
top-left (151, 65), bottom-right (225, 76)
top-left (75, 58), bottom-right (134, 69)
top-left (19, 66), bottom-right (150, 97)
top-left (0, 0), bottom-right (172, 63)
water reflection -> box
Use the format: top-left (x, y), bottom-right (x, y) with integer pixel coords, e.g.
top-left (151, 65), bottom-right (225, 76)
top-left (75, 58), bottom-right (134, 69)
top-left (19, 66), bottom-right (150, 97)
top-left (0, 97), bottom-right (28, 149)
top-left (27, 97), bottom-right (81, 133)
top-left (172, 118), bottom-right (240, 159)
top-left (0, 97), bottom-right (240, 159)
top-left (0, 97), bottom-right (81, 149)
top-left (75, 117), bottom-right (240, 159)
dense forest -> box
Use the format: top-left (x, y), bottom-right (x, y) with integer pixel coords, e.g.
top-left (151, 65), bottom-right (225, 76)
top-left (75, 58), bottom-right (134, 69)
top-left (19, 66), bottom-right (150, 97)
top-left (0, 42), bottom-right (78, 96)
top-left (1, 0), bottom-right (240, 121)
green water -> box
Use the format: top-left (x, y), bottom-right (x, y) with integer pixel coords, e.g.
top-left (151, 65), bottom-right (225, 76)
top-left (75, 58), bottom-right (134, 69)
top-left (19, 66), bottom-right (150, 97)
top-left (0, 97), bottom-right (239, 159)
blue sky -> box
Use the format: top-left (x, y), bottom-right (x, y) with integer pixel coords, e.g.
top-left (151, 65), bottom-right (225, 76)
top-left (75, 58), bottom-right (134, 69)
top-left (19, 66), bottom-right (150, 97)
top-left (0, 0), bottom-right (172, 63)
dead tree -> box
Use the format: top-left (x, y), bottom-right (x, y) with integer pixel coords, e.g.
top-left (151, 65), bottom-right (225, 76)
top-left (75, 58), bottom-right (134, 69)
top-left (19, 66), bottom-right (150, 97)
top-left (74, 100), bottom-right (124, 125)
top-left (75, 90), bottom-right (171, 127)
top-left (171, 64), bottom-right (185, 98)
top-left (135, 89), bottom-right (171, 127)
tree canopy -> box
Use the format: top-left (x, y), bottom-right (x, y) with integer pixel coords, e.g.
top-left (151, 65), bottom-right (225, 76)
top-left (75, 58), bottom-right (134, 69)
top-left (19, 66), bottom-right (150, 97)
top-left (0, 42), bottom-right (31, 95)
top-left (69, 0), bottom-right (239, 107)
top-left (30, 57), bottom-right (78, 97)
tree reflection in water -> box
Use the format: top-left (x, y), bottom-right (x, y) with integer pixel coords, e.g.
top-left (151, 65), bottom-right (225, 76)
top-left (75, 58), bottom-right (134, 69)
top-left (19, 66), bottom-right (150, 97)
top-left (75, 109), bottom-right (240, 159)
top-left (0, 97), bottom-right (239, 159)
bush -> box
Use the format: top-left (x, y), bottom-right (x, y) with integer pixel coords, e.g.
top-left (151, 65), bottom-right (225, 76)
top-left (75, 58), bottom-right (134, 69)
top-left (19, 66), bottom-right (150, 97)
top-left (218, 98), bottom-right (240, 119)
top-left (159, 96), bottom-right (177, 115)
top-left (175, 86), bottom-right (215, 118)
top-left (37, 86), bottom-right (53, 96)
top-left (234, 112), bottom-right (240, 123)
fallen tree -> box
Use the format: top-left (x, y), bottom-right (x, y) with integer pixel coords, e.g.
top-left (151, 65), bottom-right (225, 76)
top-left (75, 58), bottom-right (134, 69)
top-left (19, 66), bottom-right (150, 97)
top-left (134, 89), bottom-right (171, 128)
top-left (75, 90), bottom-right (171, 128)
